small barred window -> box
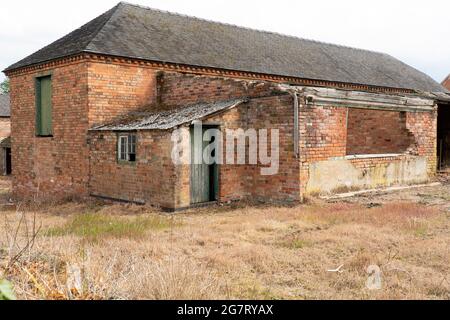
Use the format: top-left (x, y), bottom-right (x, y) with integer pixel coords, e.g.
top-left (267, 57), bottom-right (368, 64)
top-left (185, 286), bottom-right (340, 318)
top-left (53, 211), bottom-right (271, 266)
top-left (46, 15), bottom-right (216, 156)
top-left (118, 134), bottom-right (137, 162)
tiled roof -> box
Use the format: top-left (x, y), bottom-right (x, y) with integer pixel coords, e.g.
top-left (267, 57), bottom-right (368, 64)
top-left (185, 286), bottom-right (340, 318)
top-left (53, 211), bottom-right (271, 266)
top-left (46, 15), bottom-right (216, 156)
top-left (0, 94), bottom-right (10, 117)
top-left (5, 2), bottom-right (447, 93)
top-left (91, 99), bottom-right (245, 131)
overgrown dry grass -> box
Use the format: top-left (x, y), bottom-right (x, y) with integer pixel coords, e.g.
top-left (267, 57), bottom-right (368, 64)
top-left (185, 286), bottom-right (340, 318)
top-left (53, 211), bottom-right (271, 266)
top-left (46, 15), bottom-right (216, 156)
top-left (45, 213), bottom-right (177, 243)
top-left (0, 182), bottom-right (449, 300)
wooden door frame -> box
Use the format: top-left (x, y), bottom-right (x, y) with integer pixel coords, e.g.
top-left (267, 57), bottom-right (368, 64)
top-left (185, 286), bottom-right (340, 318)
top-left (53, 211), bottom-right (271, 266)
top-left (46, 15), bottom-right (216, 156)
top-left (189, 124), bottom-right (220, 205)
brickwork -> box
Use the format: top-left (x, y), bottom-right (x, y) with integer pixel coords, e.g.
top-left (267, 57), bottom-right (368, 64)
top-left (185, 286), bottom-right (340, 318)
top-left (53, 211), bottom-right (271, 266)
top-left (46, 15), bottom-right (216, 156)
top-left (299, 103), bottom-right (437, 197)
top-left (159, 72), bottom-right (275, 109)
top-left (298, 103), bottom-right (346, 196)
top-left (10, 60), bottom-right (160, 201)
top-left (89, 90), bottom-right (300, 209)
top-left (346, 155), bottom-right (427, 177)
top-left (9, 61), bottom-right (90, 200)
top-left (346, 109), bottom-right (415, 155)
top-left (88, 62), bottom-right (157, 126)
top-left (204, 95), bottom-right (299, 204)
top-left (7, 55), bottom-right (439, 205)
top-left (442, 75), bottom-right (450, 90)
top-left (89, 130), bottom-right (177, 208)
top-left (405, 111), bottom-right (437, 175)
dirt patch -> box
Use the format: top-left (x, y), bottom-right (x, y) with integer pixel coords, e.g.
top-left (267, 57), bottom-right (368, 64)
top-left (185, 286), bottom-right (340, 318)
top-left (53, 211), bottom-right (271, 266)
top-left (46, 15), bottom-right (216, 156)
top-left (328, 183), bottom-right (450, 209)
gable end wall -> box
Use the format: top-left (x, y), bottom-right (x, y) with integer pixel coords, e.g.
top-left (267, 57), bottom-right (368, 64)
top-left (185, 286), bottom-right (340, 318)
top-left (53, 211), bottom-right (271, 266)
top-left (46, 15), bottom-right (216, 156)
top-left (9, 61), bottom-right (90, 200)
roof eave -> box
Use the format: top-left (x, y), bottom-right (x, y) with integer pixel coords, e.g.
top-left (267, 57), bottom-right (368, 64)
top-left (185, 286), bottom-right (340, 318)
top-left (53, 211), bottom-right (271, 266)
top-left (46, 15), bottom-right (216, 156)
top-left (5, 51), bottom-right (447, 96)
top-left (3, 52), bottom-right (87, 74)
top-left (89, 99), bottom-right (246, 132)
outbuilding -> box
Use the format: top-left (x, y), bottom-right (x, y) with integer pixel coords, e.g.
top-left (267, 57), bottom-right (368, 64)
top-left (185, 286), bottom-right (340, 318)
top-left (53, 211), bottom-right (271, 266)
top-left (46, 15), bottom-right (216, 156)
top-left (4, 2), bottom-right (449, 209)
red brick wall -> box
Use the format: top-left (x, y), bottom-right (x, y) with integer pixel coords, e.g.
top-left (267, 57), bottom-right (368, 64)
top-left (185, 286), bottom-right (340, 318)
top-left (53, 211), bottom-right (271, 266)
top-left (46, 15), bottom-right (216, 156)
top-left (89, 130), bottom-right (177, 208)
top-left (298, 103), bottom-right (346, 196)
top-left (346, 109), bottom-right (415, 155)
top-left (204, 95), bottom-right (300, 203)
top-left (9, 60), bottom-right (161, 201)
top-left (159, 72), bottom-right (275, 108)
top-left (301, 105), bottom-right (348, 162)
top-left (87, 62), bottom-right (158, 126)
top-left (89, 94), bottom-right (300, 209)
top-left (7, 58), bottom-right (280, 202)
top-left (442, 75), bottom-right (450, 90)
top-left (405, 111), bottom-right (437, 174)
top-left (9, 62), bottom-right (90, 200)
top-left (7, 55), bottom-right (438, 204)
top-left (86, 66), bottom-right (299, 208)
top-left (299, 102), bottom-right (437, 197)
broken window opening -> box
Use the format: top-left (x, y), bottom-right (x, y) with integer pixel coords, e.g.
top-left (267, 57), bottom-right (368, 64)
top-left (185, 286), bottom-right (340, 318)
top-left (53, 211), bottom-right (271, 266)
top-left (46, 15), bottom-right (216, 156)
top-left (345, 108), bottom-right (416, 157)
top-left (118, 133), bottom-right (137, 163)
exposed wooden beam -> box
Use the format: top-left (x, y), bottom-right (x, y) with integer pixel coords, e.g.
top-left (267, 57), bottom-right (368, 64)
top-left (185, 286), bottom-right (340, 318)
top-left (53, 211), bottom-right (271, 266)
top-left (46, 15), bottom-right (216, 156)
top-left (278, 85), bottom-right (437, 112)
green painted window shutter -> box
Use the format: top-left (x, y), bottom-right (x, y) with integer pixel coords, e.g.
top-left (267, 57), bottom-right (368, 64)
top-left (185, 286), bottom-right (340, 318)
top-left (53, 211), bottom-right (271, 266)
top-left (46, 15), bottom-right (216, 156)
top-left (36, 76), bottom-right (52, 136)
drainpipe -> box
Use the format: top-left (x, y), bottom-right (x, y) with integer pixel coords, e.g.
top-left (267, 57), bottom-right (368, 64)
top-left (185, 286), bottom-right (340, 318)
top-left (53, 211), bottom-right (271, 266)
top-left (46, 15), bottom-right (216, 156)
top-left (277, 85), bottom-right (302, 200)
top-left (292, 92), bottom-right (303, 203)
top-left (293, 92), bottom-right (300, 158)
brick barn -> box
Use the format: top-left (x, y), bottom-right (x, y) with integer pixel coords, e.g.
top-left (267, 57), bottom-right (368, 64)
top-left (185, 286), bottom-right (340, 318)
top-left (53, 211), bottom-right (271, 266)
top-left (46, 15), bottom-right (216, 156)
top-left (0, 93), bottom-right (11, 176)
top-left (3, 2), bottom-right (450, 210)
top-left (442, 75), bottom-right (450, 90)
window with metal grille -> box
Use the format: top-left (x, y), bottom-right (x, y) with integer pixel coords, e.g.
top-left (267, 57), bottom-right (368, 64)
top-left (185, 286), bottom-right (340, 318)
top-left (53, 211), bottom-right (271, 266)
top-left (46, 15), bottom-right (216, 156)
top-left (118, 134), bottom-right (137, 162)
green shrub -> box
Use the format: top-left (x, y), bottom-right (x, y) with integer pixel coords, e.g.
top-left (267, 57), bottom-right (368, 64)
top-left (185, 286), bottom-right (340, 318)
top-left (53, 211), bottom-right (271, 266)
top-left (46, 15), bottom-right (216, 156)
top-left (0, 279), bottom-right (16, 300)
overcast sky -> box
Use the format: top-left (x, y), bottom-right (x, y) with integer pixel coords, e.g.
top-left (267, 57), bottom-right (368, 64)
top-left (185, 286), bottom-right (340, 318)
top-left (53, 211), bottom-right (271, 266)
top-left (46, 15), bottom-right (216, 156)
top-left (1, 0), bottom-right (449, 83)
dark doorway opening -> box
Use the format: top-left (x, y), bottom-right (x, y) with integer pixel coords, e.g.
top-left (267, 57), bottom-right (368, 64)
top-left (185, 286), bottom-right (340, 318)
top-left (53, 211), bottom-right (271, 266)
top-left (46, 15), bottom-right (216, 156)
top-left (437, 104), bottom-right (450, 171)
top-left (4, 147), bottom-right (11, 175)
top-left (190, 125), bottom-right (219, 204)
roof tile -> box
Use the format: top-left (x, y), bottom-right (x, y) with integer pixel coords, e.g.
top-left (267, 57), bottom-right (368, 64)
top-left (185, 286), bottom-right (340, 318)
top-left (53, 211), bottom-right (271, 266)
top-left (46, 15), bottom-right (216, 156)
top-left (5, 2), bottom-right (447, 93)
top-left (0, 94), bottom-right (10, 117)
top-left (91, 99), bottom-right (245, 131)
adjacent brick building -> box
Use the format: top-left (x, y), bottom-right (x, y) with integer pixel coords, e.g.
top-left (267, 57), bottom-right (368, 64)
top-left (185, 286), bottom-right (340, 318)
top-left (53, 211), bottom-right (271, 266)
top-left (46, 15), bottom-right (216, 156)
top-left (0, 93), bottom-right (11, 175)
top-left (442, 74), bottom-right (450, 90)
top-left (3, 2), bottom-right (450, 209)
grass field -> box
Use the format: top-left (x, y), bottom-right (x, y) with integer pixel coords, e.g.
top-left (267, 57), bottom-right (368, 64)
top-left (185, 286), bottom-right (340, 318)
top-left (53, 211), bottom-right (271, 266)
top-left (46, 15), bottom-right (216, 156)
top-left (0, 179), bottom-right (449, 300)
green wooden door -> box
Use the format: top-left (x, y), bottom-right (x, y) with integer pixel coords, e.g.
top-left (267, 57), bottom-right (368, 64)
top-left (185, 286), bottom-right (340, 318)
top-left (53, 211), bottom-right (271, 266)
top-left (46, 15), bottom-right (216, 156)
top-left (36, 76), bottom-right (52, 136)
top-left (190, 126), bottom-right (218, 204)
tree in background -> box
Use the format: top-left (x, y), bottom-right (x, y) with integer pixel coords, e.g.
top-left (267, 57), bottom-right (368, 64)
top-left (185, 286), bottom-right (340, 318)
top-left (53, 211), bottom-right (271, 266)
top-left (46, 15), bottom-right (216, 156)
top-left (0, 78), bottom-right (10, 94)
